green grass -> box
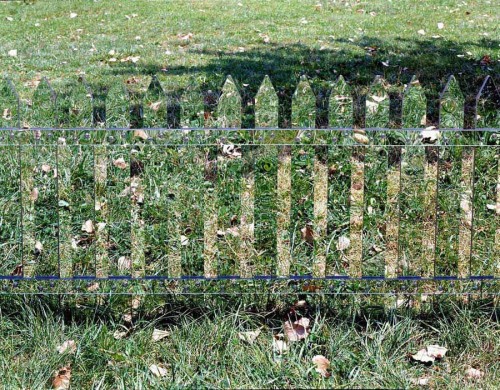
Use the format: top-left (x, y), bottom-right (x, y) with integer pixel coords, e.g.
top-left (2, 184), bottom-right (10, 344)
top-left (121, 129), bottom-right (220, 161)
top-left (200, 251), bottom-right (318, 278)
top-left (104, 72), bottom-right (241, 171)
top-left (0, 295), bottom-right (499, 389)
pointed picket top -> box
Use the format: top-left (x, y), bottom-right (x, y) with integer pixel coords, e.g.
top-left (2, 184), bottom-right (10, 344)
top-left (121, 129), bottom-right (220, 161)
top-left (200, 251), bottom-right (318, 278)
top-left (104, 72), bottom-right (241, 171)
top-left (0, 77), bottom-right (19, 129)
top-left (180, 79), bottom-right (204, 129)
top-left (365, 76), bottom-right (390, 128)
top-left (402, 76), bottom-right (427, 129)
top-left (329, 75), bottom-right (353, 128)
top-left (476, 75), bottom-right (500, 129)
top-left (28, 77), bottom-right (57, 128)
top-left (143, 75), bottom-right (167, 128)
top-left (106, 79), bottom-right (130, 128)
top-left (291, 75), bottom-right (315, 128)
top-left (255, 75), bottom-right (278, 128)
top-left (439, 75), bottom-right (464, 128)
top-left (56, 77), bottom-right (93, 128)
top-left (216, 75), bottom-right (241, 128)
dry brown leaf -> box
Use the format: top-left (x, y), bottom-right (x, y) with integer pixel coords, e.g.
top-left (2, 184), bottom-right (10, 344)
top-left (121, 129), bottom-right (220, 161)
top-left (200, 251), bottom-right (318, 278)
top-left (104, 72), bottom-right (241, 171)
top-left (152, 328), bottom-right (170, 342)
top-left (353, 133), bottom-right (369, 145)
top-left (149, 363), bottom-right (168, 377)
top-left (312, 355), bottom-right (331, 377)
top-left (87, 282), bottom-right (99, 292)
top-left (2, 108), bottom-right (11, 120)
top-left (117, 256), bottom-right (131, 271)
top-left (465, 367), bottom-right (484, 379)
top-left (149, 101), bottom-right (163, 111)
top-left (52, 365), bottom-right (71, 390)
top-left (113, 157), bottom-right (127, 169)
top-left (284, 317), bottom-right (311, 342)
top-left (57, 340), bottom-right (76, 354)
top-left (81, 220), bottom-right (94, 234)
top-left (134, 129), bottom-right (148, 140)
top-left (238, 329), bottom-right (261, 344)
top-left (30, 187), bottom-right (39, 202)
top-left (300, 225), bottom-right (314, 244)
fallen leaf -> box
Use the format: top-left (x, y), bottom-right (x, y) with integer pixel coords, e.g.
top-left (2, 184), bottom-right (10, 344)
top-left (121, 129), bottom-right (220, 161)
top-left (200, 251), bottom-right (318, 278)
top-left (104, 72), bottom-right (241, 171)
top-left (427, 345), bottom-right (447, 359)
top-left (180, 235), bottom-right (189, 246)
top-left (41, 164), bottom-right (51, 173)
top-left (10, 264), bottom-right (23, 276)
top-left (35, 241), bottom-right (43, 253)
top-left (421, 127), bottom-right (440, 144)
top-left (113, 329), bottom-right (129, 340)
top-left (70, 12), bottom-right (78, 19)
top-left (272, 335), bottom-right (288, 354)
top-left (30, 187), bottom-right (39, 201)
top-left (117, 256), bottom-right (131, 271)
top-left (411, 377), bottom-right (430, 386)
top-left (177, 32), bottom-right (193, 41)
top-left (113, 157), bottom-right (127, 169)
top-left (52, 365), bottom-right (71, 390)
top-left (6, 16), bottom-right (13, 22)
top-left (2, 108), bottom-right (11, 120)
top-left (57, 340), bottom-right (76, 354)
top-left (122, 313), bottom-right (132, 323)
top-left (418, 29), bottom-right (426, 35)
top-left (149, 363), bottom-right (168, 377)
top-left (8, 49), bottom-right (17, 57)
top-left (353, 133), bottom-right (369, 145)
top-left (437, 22), bottom-right (444, 29)
top-left (149, 101), bottom-right (163, 111)
top-left (465, 367), bottom-right (484, 379)
top-left (259, 33), bottom-right (270, 43)
top-left (152, 328), bottom-right (170, 342)
top-left (222, 144), bottom-right (242, 159)
top-left (284, 317), bottom-right (310, 342)
top-left (300, 225), bottom-right (314, 244)
top-left (134, 129), bottom-right (148, 140)
top-left (337, 236), bottom-right (350, 251)
top-left (87, 282), bottom-right (99, 292)
top-left (312, 355), bottom-right (331, 377)
top-left (81, 220), bottom-right (94, 234)
top-left (238, 329), bottom-right (261, 344)
top-left (411, 348), bottom-right (435, 363)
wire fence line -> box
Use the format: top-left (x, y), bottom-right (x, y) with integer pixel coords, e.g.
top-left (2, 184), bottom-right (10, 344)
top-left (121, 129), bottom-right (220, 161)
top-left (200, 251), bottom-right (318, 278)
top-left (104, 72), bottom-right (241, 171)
top-left (0, 74), bottom-right (498, 295)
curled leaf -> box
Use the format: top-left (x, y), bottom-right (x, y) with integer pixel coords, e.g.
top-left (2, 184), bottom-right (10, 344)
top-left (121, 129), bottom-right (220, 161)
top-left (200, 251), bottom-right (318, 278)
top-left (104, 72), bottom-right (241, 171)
top-left (52, 365), bottom-right (71, 390)
top-left (465, 367), bottom-right (484, 379)
top-left (81, 220), bottom-right (94, 234)
top-left (113, 157), bottom-right (127, 169)
top-left (312, 355), bottom-right (331, 377)
top-left (152, 328), bottom-right (170, 342)
top-left (238, 329), bottom-right (261, 344)
top-left (284, 317), bottom-right (310, 342)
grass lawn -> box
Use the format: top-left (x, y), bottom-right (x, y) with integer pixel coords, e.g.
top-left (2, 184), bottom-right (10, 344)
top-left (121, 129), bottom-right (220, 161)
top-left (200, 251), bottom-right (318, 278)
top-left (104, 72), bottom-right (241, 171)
top-left (0, 0), bottom-right (499, 388)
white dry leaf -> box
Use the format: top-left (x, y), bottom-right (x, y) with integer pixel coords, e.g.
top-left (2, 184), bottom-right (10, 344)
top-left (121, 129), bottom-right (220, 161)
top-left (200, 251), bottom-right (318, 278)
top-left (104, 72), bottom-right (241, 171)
top-left (366, 100), bottom-right (379, 114)
top-left (108, 57), bottom-right (117, 63)
top-left (35, 241), bottom-right (43, 253)
top-left (411, 348), bottom-right (435, 363)
top-left (465, 367), bottom-right (484, 380)
top-left (238, 329), bottom-right (261, 344)
top-left (30, 187), bottom-right (39, 202)
top-left (41, 164), bottom-right (51, 173)
top-left (152, 328), bottom-right (171, 342)
top-left (70, 12), bottom-right (78, 19)
top-left (180, 235), bottom-right (189, 246)
top-left (272, 336), bottom-right (288, 354)
top-left (284, 317), bottom-right (311, 342)
top-left (113, 157), bottom-right (127, 169)
top-left (2, 108), bottom-right (11, 120)
top-left (411, 377), bottom-right (430, 386)
top-left (87, 282), bottom-right (100, 292)
top-left (438, 22), bottom-right (444, 29)
top-left (353, 133), bottom-right (369, 145)
top-left (97, 222), bottom-right (106, 232)
top-left (418, 29), bottom-right (426, 35)
top-left (149, 363), bottom-right (168, 378)
top-left (57, 340), bottom-right (76, 354)
top-left (6, 16), bottom-right (13, 22)
top-left (312, 355), bottom-right (331, 378)
top-left (421, 127), bottom-right (440, 144)
top-left (370, 94), bottom-right (387, 103)
top-left (426, 344), bottom-right (447, 359)
top-left (337, 236), bottom-right (350, 251)
top-left (134, 129), bottom-right (149, 140)
top-left (113, 329), bottom-right (129, 340)
top-left (8, 49), bottom-right (18, 57)
top-left (117, 256), bottom-right (131, 271)
top-left (82, 219), bottom-right (94, 234)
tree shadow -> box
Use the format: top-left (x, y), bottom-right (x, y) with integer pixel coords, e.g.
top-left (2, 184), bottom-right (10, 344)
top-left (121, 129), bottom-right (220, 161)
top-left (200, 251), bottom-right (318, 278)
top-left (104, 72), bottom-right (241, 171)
top-left (104, 36), bottom-right (499, 128)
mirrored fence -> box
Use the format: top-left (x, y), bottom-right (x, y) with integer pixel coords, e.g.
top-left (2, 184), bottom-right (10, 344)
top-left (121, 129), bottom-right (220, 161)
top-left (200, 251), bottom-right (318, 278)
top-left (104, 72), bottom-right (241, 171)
top-left (0, 129), bottom-right (498, 295)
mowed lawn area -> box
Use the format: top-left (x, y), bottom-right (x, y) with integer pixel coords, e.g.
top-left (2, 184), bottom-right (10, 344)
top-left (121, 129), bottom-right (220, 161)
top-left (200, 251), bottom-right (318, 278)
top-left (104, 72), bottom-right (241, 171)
top-left (0, 0), bottom-right (499, 389)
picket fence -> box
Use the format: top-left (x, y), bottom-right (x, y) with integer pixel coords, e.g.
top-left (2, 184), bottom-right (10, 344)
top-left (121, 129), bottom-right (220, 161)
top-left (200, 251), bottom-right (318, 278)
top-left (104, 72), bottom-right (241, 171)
top-left (0, 74), bottom-right (498, 295)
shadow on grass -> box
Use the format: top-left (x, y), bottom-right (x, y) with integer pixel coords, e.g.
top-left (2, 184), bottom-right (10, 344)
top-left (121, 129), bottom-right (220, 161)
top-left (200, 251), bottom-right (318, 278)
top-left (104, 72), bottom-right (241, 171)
top-left (104, 36), bottom-right (499, 127)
